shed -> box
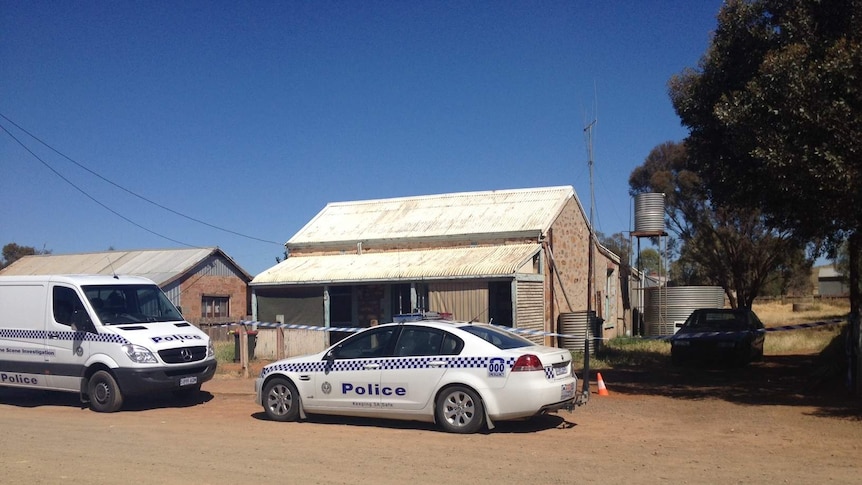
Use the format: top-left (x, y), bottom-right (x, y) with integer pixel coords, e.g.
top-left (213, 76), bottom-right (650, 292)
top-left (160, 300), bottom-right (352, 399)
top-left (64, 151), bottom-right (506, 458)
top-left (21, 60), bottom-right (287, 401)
top-left (818, 265), bottom-right (849, 297)
top-left (0, 247), bottom-right (252, 326)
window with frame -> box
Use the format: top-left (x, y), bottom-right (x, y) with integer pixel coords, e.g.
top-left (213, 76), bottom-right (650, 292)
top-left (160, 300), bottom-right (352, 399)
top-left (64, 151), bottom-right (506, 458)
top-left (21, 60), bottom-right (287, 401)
top-left (202, 296), bottom-right (230, 319)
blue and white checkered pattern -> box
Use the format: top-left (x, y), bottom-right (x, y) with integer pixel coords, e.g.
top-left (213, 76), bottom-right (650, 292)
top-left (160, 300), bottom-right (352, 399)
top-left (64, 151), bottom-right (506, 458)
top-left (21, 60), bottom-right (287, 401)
top-left (261, 355), bottom-right (523, 378)
top-left (0, 328), bottom-right (129, 345)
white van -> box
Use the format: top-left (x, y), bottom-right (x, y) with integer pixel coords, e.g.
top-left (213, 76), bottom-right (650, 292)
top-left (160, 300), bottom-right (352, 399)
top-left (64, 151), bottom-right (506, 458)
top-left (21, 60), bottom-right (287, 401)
top-left (0, 274), bottom-right (217, 412)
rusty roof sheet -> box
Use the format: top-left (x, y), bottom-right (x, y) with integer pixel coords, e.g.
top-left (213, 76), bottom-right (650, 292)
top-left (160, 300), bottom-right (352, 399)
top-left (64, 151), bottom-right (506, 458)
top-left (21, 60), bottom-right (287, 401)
top-left (251, 244), bottom-right (542, 285)
top-left (288, 186), bottom-right (577, 247)
top-left (0, 247), bottom-right (251, 285)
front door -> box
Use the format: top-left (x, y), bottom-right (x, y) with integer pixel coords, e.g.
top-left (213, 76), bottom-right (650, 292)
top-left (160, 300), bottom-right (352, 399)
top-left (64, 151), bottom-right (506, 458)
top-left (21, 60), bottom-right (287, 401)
top-left (45, 285), bottom-right (92, 391)
top-left (309, 326), bottom-right (397, 413)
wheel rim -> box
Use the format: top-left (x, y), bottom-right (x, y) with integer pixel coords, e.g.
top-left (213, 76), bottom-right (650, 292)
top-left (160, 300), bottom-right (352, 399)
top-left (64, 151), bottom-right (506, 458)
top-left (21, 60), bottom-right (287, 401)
top-left (441, 390), bottom-right (476, 428)
top-left (93, 381), bottom-right (110, 404)
top-left (267, 383), bottom-right (293, 416)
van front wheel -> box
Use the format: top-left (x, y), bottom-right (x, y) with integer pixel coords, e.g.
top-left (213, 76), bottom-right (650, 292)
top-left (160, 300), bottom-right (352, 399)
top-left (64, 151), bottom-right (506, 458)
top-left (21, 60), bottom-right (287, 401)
top-left (88, 370), bottom-right (124, 412)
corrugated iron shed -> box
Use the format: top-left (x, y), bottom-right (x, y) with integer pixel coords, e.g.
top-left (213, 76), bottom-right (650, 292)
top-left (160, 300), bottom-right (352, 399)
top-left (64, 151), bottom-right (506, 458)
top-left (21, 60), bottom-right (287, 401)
top-left (252, 244), bottom-right (541, 286)
top-left (288, 186), bottom-right (577, 247)
top-left (0, 247), bottom-right (252, 286)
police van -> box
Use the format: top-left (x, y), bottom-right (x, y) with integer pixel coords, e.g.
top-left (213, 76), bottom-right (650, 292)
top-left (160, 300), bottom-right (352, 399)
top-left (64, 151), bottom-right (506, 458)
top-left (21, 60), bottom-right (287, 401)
top-left (0, 274), bottom-right (217, 412)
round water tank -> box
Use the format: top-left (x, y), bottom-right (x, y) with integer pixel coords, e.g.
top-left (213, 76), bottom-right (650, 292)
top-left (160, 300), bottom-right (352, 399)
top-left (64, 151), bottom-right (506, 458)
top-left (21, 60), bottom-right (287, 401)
top-left (643, 286), bottom-right (724, 336)
top-left (634, 193), bottom-right (665, 234)
top-left (559, 311), bottom-right (597, 353)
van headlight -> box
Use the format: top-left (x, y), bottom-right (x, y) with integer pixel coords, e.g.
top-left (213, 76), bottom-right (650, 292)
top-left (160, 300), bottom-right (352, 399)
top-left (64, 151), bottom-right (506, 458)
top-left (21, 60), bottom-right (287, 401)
top-left (122, 344), bottom-right (158, 364)
top-left (207, 341), bottom-right (215, 358)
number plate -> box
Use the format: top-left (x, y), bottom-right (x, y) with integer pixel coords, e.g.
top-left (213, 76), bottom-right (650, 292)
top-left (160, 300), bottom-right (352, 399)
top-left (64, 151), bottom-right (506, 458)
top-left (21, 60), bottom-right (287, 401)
top-left (560, 383), bottom-right (575, 400)
top-left (554, 365), bottom-right (568, 377)
top-left (180, 376), bottom-right (198, 387)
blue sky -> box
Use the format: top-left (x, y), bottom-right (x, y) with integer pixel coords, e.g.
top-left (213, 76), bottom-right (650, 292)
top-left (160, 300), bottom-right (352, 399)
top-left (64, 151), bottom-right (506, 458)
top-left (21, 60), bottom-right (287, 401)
top-left (1, 1), bottom-right (724, 275)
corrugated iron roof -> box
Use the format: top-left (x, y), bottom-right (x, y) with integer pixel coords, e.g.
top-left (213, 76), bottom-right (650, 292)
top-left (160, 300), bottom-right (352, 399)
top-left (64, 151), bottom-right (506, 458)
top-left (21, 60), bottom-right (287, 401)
top-left (251, 244), bottom-right (542, 285)
top-left (818, 265), bottom-right (842, 278)
top-left (0, 248), bottom-right (252, 285)
top-left (288, 186), bottom-right (577, 247)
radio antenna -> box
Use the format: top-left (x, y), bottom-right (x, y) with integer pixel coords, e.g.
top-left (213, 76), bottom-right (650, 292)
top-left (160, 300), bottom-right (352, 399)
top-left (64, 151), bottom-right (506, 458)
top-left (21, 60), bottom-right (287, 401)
top-left (105, 255), bottom-right (119, 279)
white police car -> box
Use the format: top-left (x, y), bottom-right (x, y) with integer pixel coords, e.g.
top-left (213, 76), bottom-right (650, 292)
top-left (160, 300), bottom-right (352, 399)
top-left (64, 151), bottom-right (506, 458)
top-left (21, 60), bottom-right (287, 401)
top-left (255, 319), bottom-right (583, 433)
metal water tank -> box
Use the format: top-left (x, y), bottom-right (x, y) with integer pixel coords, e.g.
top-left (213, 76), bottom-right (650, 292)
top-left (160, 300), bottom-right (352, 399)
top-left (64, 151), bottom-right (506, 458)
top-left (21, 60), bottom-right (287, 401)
top-left (643, 286), bottom-right (724, 336)
top-left (634, 193), bottom-right (665, 234)
top-left (559, 311), bottom-right (597, 353)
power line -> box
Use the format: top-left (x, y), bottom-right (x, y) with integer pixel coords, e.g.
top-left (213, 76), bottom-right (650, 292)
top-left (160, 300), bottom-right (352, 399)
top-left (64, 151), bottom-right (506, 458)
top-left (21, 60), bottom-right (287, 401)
top-left (0, 122), bottom-right (197, 248)
top-left (0, 112), bottom-right (282, 246)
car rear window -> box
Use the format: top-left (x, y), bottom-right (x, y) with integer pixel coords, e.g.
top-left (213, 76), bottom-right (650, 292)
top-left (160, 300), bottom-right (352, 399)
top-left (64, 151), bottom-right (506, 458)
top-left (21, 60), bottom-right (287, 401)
top-left (458, 325), bottom-right (534, 350)
top-left (689, 312), bottom-right (748, 331)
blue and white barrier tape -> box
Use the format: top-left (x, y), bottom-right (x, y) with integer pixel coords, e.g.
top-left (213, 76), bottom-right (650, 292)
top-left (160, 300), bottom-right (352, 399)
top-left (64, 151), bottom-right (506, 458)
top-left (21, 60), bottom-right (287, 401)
top-left (216, 318), bottom-right (846, 342)
top-left (642, 318), bottom-right (846, 340)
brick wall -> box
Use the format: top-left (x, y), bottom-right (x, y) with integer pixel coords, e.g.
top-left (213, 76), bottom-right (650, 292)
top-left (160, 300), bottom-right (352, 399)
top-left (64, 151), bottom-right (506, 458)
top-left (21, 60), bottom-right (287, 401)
top-left (181, 274), bottom-right (249, 325)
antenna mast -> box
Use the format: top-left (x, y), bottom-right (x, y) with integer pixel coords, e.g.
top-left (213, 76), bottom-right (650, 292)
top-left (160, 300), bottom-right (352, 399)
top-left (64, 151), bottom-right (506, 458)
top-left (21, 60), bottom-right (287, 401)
top-left (584, 118), bottom-right (596, 312)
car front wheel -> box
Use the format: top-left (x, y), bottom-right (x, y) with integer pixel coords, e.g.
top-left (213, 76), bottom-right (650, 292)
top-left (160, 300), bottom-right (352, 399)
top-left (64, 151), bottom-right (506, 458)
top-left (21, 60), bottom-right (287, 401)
top-left (435, 385), bottom-right (484, 434)
top-left (88, 370), bottom-right (124, 413)
top-left (263, 377), bottom-right (300, 422)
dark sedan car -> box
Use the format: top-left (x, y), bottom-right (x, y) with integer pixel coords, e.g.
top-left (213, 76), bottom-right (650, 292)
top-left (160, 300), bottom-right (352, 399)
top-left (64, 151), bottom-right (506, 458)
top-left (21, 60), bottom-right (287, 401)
top-left (670, 308), bottom-right (766, 367)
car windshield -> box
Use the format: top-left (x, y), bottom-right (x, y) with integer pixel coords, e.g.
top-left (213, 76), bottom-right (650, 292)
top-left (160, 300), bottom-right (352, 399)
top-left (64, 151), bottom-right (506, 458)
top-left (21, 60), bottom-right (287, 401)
top-left (458, 325), bottom-right (534, 349)
top-left (83, 284), bottom-right (183, 325)
top-left (686, 311), bottom-right (748, 331)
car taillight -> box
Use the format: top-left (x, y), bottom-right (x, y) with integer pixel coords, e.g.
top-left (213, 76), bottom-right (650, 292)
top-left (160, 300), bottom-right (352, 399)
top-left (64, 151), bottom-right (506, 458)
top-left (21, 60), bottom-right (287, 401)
top-left (511, 354), bottom-right (543, 372)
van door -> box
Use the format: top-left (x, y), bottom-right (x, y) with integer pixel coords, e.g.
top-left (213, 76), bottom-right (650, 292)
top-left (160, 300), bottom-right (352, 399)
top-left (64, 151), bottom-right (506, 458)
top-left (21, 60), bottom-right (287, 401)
top-left (0, 281), bottom-right (48, 388)
top-left (46, 285), bottom-right (93, 391)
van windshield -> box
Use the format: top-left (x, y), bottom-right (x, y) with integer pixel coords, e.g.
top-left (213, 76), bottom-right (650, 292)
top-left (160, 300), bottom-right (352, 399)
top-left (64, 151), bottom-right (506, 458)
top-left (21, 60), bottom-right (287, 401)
top-left (83, 284), bottom-right (183, 325)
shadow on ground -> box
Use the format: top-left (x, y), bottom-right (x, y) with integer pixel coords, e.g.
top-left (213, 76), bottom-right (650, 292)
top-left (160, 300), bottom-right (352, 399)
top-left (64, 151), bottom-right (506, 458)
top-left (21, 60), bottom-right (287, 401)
top-left (250, 409), bottom-right (573, 434)
top-left (0, 387), bottom-right (213, 412)
top-left (595, 353), bottom-right (861, 420)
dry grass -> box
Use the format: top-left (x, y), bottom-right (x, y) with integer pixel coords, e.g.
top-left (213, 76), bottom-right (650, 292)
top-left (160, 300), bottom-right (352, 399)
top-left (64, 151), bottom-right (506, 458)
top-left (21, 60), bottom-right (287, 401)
top-left (751, 300), bottom-right (849, 327)
top-left (751, 300), bottom-right (849, 355)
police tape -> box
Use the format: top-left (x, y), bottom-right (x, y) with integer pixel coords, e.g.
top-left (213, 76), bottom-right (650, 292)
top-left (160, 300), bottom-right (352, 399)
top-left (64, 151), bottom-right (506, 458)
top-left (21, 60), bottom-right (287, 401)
top-left (639, 318), bottom-right (847, 340)
top-left (220, 318), bottom-right (847, 342)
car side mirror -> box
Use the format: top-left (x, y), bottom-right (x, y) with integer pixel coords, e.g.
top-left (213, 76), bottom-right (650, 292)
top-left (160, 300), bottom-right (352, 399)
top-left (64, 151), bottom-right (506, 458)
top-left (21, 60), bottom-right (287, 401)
top-left (71, 309), bottom-right (95, 333)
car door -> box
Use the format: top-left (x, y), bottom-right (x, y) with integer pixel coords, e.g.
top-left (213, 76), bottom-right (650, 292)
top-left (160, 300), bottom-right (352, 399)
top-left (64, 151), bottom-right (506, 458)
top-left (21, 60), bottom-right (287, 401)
top-left (747, 310), bottom-right (766, 356)
top-left (379, 326), bottom-right (456, 411)
top-left (45, 285), bottom-right (93, 391)
top-left (309, 326), bottom-right (397, 413)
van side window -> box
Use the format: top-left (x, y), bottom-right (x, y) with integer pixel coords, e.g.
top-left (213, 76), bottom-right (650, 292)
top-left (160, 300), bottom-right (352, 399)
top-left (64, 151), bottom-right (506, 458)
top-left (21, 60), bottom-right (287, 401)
top-left (53, 286), bottom-right (86, 328)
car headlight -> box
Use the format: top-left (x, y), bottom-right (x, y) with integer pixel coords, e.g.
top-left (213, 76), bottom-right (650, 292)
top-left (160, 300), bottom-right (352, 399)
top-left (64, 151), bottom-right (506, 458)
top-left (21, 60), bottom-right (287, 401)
top-left (673, 340), bottom-right (690, 347)
top-left (122, 343), bottom-right (158, 364)
top-left (207, 340), bottom-right (215, 358)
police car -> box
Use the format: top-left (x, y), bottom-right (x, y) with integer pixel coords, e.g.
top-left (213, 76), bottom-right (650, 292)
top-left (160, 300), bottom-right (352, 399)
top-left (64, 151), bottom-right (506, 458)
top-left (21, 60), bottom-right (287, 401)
top-left (255, 319), bottom-right (583, 433)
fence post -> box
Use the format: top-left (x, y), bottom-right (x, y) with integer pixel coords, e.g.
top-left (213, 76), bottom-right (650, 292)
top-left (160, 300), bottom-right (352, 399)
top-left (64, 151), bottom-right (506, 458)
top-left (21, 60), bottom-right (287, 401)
top-left (274, 327), bottom-right (283, 360)
top-left (239, 324), bottom-right (249, 378)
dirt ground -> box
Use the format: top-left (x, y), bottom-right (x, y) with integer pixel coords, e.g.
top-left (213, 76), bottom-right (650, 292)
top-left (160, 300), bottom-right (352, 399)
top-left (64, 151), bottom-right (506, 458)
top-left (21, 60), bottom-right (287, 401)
top-left (1, 354), bottom-right (860, 485)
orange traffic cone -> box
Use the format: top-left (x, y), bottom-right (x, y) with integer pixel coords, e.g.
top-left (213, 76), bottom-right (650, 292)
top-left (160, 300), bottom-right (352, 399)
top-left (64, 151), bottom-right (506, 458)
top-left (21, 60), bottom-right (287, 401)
top-left (597, 372), bottom-right (609, 396)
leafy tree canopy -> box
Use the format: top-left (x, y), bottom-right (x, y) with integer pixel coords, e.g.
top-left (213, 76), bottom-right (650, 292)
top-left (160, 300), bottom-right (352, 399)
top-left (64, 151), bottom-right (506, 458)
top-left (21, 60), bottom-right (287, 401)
top-left (670, 0), bottom-right (861, 245)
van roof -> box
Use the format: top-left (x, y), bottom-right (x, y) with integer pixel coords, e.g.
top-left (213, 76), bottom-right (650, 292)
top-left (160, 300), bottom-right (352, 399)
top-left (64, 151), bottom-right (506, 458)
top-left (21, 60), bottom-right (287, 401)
top-left (0, 274), bottom-right (158, 286)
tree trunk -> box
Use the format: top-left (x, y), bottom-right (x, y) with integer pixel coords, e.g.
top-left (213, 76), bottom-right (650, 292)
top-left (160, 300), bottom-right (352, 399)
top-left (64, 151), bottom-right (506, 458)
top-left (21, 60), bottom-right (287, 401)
top-left (850, 230), bottom-right (861, 397)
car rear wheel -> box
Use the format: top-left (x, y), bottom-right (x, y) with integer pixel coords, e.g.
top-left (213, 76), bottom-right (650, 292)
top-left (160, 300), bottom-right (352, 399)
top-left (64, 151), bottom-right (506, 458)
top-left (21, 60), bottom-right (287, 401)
top-left (435, 385), bottom-right (484, 434)
top-left (263, 377), bottom-right (300, 422)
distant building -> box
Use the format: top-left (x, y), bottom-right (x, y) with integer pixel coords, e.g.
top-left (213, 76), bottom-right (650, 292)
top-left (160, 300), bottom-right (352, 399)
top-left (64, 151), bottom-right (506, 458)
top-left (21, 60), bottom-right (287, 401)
top-left (818, 265), bottom-right (849, 297)
top-left (0, 247), bottom-right (252, 325)
top-left (252, 186), bottom-right (627, 354)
